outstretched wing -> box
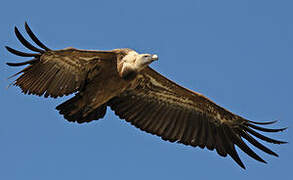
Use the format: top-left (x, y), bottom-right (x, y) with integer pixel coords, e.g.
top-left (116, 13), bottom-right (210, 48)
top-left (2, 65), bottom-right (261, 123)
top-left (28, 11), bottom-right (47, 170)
top-left (108, 67), bottom-right (287, 169)
top-left (6, 23), bottom-right (117, 98)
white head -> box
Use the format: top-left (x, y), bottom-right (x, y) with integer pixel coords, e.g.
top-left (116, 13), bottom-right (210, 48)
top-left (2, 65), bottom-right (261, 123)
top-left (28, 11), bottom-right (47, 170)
top-left (134, 53), bottom-right (158, 71)
top-left (118, 51), bottom-right (159, 79)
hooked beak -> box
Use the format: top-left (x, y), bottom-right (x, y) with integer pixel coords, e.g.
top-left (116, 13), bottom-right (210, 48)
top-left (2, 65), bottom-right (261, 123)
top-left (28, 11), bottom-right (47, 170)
top-left (151, 54), bottom-right (158, 61)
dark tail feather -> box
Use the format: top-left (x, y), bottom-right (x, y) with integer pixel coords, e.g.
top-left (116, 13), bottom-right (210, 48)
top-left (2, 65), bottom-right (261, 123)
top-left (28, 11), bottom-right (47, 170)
top-left (56, 95), bottom-right (107, 123)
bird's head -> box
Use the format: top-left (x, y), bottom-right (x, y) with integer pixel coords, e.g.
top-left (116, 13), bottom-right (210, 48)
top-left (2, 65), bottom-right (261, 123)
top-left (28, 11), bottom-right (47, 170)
top-left (118, 51), bottom-right (158, 79)
top-left (134, 53), bottom-right (158, 70)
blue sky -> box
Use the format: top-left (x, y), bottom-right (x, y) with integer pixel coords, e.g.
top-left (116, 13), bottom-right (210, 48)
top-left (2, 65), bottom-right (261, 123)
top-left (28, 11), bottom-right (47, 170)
top-left (0, 0), bottom-right (292, 179)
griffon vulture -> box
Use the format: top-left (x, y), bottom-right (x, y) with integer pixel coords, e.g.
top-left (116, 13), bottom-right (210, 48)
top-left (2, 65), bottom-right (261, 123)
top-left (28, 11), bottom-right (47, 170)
top-left (5, 23), bottom-right (287, 169)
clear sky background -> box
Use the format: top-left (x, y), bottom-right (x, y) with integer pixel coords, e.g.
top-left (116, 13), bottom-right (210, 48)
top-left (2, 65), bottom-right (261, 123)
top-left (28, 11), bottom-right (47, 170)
top-left (0, 0), bottom-right (292, 179)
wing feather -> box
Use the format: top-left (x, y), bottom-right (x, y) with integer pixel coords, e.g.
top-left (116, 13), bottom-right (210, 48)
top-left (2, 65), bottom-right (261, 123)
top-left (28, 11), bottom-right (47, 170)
top-left (149, 104), bottom-right (166, 134)
top-left (5, 46), bottom-right (39, 57)
top-left (6, 23), bottom-right (117, 98)
top-left (135, 102), bottom-right (154, 127)
top-left (181, 112), bottom-right (197, 146)
top-left (109, 67), bottom-right (287, 169)
top-left (205, 120), bottom-right (215, 150)
top-left (137, 102), bottom-right (157, 129)
top-left (14, 26), bottom-right (44, 53)
top-left (125, 101), bottom-right (145, 121)
top-left (163, 108), bottom-right (180, 141)
top-left (221, 125), bottom-right (245, 168)
top-left (175, 109), bottom-right (189, 141)
top-left (34, 63), bottom-right (56, 95)
top-left (141, 103), bottom-right (164, 130)
top-left (245, 123), bottom-right (287, 132)
top-left (239, 130), bottom-right (278, 156)
top-left (214, 128), bottom-right (228, 157)
top-left (198, 116), bottom-right (208, 148)
top-left (24, 22), bottom-right (52, 51)
top-left (168, 109), bottom-right (183, 141)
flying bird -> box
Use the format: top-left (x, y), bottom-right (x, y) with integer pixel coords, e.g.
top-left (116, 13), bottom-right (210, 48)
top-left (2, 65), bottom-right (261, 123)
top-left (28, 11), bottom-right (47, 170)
top-left (6, 23), bottom-right (287, 169)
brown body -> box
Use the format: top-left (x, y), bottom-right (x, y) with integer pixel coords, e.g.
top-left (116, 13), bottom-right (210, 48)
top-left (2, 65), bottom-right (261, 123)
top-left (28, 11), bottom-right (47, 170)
top-left (6, 23), bottom-right (287, 169)
top-left (52, 49), bottom-right (136, 122)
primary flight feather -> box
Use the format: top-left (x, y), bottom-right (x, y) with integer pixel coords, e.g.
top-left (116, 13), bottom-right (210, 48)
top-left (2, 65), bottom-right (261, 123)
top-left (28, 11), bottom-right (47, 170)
top-left (6, 23), bottom-right (287, 169)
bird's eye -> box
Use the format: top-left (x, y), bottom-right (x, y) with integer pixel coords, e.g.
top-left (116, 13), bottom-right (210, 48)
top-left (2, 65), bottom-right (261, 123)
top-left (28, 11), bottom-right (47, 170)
top-left (143, 55), bottom-right (149, 58)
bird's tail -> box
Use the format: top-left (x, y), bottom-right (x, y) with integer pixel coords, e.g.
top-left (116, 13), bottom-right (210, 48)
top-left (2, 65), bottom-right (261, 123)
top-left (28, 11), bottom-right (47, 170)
top-left (56, 94), bottom-right (107, 123)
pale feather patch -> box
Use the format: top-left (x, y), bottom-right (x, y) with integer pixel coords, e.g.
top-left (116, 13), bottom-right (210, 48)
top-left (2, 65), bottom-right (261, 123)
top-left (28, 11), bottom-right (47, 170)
top-left (122, 51), bottom-right (138, 63)
top-left (216, 113), bottom-right (226, 123)
top-left (78, 56), bottom-right (101, 61)
top-left (145, 74), bottom-right (201, 111)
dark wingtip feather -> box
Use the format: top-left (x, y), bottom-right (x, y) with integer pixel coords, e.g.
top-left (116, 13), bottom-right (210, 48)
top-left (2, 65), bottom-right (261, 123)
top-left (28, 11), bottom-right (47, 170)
top-left (246, 120), bottom-right (278, 125)
top-left (5, 46), bottom-right (39, 57)
top-left (7, 62), bottom-right (27, 66)
top-left (6, 62), bottom-right (18, 66)
top-left (222, 126), bottom-right (246, 169)
top-left (14, 26), bottom-right (44, 53)
top-left (24, 22), bottom-right (51, 51)
top-left (228, 128), bottom-right (267, 163)
top-left (239, 130), bottom-right (279, 157)
top-left (6, 58), bottom-right (37, 67)
top-left (243, 126), bottom-right (288, 144)
top-left (230, 152), bottom-right (246, 169)
top-left (246, 123), bottom-right (288, 133)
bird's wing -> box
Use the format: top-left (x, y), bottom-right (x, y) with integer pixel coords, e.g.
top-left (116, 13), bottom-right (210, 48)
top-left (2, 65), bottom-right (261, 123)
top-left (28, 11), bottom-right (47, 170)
top-left (108, 67), bottom-right (287, 169)
top-left (6, 23), bottom-right (117, 98)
